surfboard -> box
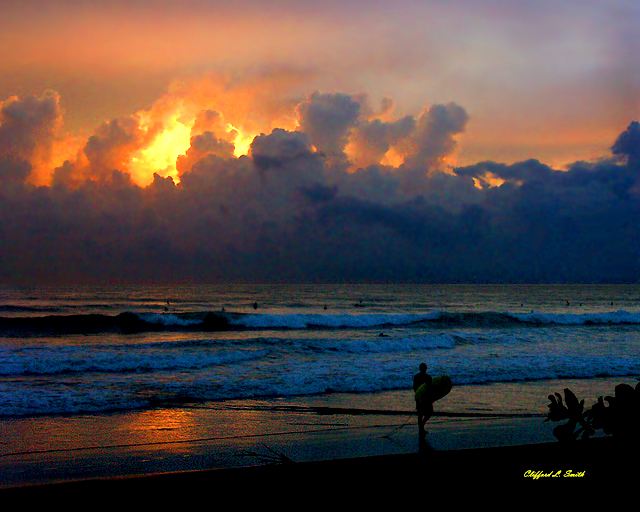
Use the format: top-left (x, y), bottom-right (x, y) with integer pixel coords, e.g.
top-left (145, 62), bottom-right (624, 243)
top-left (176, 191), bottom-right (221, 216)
top-left (415, 375), bottom-right (452, 405)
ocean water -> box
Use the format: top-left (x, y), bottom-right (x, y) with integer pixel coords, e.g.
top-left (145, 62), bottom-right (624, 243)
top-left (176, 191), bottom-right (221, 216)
top-left (0, 283), bottom-right (639, 418)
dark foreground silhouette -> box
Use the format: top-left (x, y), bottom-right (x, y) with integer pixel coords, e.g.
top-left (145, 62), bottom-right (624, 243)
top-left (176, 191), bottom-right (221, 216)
top-left (546, 378), bottom-right (640, 442)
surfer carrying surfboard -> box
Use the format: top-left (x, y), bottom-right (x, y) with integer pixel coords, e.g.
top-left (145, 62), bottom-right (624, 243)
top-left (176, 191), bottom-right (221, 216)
top-left (413, 363), bottom-right (433, 435)
top-left (413, 366), bottom-right (453, 438)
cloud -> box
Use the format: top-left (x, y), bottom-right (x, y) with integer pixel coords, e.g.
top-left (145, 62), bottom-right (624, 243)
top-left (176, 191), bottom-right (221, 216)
top-left (612, 121), bottom-right (640, 166)
top-left (250, 128), bottom-right (317, 172)
top-left (50, 115), bottom-right (153, 187)
top-left (0, 90), bottom-right (68, 185)
top-left (0, 85), bottom-right (638, 285)
top-left (0, 157), bottom-right (31, 187)
top-left (176, 131), bottom-right (235, 176)
top-left (296, 92), bottom-right (361, 168)
top-left (84, 117), bottom-right (152, 177)
top-left (450, 146), bottom-right (640, 282)
top-left (347, 115), bottom-right (416, 169)
top-left (399, 102), bottom-right (469, 171)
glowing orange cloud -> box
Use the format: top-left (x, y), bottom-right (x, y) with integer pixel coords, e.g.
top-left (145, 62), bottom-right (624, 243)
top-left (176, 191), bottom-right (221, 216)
top-left (122, 74), bottom-right (303, 186)
top-left (6, 73), bottom-right (469, 190)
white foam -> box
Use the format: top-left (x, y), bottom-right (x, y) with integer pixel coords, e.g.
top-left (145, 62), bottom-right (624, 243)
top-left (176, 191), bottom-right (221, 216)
top-left (229, 312), bottom-right (434, 329)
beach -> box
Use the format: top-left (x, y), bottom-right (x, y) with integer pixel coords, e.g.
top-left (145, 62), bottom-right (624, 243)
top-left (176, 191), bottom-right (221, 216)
top-left (1, 377), bottom-right (633, 493)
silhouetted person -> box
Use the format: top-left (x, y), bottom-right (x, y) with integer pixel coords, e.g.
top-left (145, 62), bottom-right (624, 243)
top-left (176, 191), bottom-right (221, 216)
top-left (413, 363), bottom-right (433, 436)
top-left (253, 302), bottom-right (258, 309)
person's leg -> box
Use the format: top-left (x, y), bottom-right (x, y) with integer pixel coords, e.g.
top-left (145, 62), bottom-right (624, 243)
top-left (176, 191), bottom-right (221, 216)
top-left (417, 405), bottom-right (426, 435)
top-left (424, 404), bottom-right (434, 425)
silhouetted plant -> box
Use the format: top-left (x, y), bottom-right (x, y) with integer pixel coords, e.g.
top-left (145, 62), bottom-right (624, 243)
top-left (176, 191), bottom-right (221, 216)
top-left (546, 379), bottom-right (640, 442)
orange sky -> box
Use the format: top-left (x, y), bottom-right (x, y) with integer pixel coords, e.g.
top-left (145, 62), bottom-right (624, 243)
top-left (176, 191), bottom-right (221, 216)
top-left (1, 0), bottom-right (638, 187)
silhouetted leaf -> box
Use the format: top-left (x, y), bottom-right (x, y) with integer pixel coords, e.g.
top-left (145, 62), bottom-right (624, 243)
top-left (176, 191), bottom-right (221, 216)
top-left (564, 388), bottom-right (582, 413)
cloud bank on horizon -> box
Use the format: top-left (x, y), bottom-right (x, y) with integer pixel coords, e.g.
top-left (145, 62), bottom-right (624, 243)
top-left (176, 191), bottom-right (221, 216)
top-left (0, 74), bottom-right (638, 285)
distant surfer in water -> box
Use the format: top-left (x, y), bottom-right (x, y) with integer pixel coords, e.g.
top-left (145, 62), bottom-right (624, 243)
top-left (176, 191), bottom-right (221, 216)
top-left (413, 363), bottom-right (433, 436)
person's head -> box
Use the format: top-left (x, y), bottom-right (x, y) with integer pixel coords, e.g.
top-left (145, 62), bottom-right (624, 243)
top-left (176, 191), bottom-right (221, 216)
top-left (419, 363), bottom-right (427, 372)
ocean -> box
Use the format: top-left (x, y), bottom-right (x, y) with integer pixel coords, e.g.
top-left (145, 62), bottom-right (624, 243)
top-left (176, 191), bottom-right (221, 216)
top-left (1, 283), bottom-right (639, 419)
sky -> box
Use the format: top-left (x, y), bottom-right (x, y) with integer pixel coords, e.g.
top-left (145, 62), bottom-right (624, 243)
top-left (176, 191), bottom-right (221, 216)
top-left (0, 0), bottom-right (639, 284)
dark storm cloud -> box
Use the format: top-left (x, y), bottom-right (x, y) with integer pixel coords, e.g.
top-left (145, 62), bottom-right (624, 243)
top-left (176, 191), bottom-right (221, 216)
top-left (0, 90), bottom-right (639, 284)
top-left (399, 103), bottom-right (469, 171)
top-left (612, 120), bottom-right (640, 165)
top-left (296, 92), bottom-right (361, 168)
top-left (451, 140), bottom-right (640, 282)
top-left (0, 90), bottom-right (61, 162)
top-left (0, 158), bottom-right (31, 187)
top-left (176, 131), bottom-right (235, 175)
top-left (348, 115), bottom-right (416, 169)
top-left (251, 129), bottom-right (318, 172)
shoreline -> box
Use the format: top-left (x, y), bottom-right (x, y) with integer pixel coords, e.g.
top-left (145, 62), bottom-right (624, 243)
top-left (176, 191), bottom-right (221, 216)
top-left (1, 378), bottom-right (635, 489)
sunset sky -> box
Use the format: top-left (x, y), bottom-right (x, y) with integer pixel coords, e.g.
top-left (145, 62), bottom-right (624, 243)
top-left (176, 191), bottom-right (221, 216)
top-left (1, 0), bottom-right (639, 284)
